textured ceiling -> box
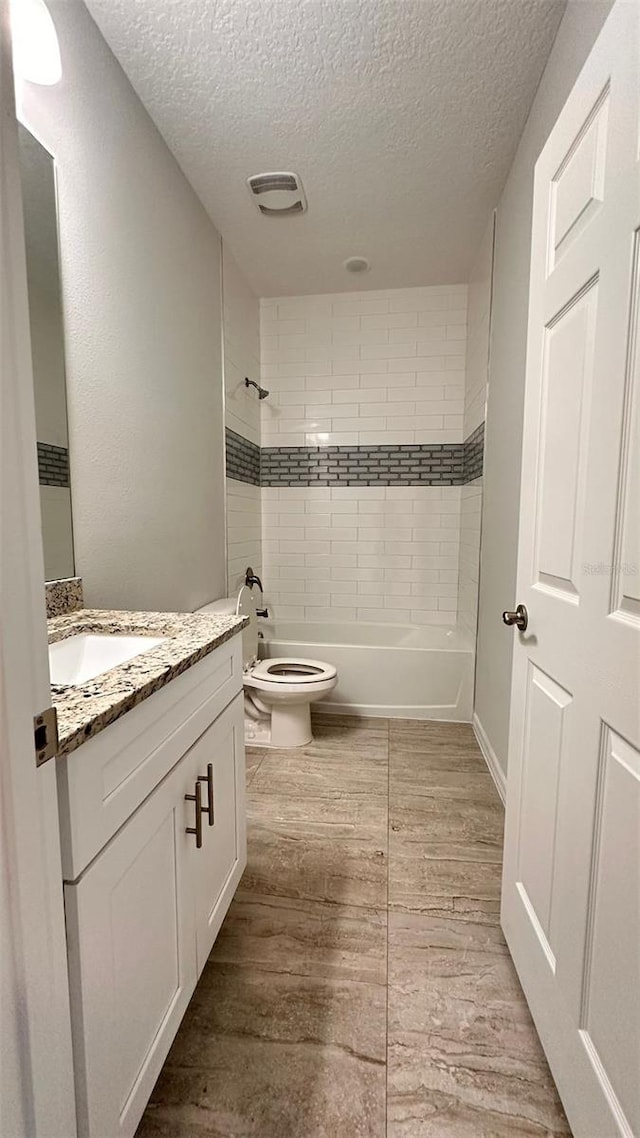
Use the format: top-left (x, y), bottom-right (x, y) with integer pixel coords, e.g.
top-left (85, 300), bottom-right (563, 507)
top-left (85, 0), bottom-right (565, 296)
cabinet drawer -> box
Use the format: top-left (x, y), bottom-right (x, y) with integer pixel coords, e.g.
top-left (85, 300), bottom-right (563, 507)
top-left (57, 634), bottom-right (243, 880)
top-left (65, 753), bottom-right (198, 1138)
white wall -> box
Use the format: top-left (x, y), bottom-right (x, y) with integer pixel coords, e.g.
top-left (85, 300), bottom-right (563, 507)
top-left (222, 245), bottom-right (262, 594)
top-left (475, 0), bottom-right (614, 773)
top-left (18, 0), bottom-right (226, 612)
top-left (457, 217), bottom-right (494, 637)
top-left (260, 287), bottom-right (466, 623)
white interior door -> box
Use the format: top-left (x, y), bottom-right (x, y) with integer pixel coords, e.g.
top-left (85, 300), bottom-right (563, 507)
top-left (502, 3), bottom-right (640, 1136)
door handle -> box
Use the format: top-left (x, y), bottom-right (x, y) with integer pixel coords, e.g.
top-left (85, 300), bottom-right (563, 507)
top-left (185, 781), bottom-right (203, 848)
top-left (198, 763), bottom-right (215, 826)
top-left (502, 604), bottom-right (528, 632)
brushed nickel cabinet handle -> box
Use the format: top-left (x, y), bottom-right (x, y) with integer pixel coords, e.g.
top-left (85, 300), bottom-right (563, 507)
top-left (185, 781), bottom-right (203, 848)
top-left (198, 763), bottom-right (215, 826)
top-left (502, 604), bottom-right (528, 632)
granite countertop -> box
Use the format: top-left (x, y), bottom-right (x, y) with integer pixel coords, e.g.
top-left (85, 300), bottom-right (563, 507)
top-left (49, 608), bottom-right (247, 757)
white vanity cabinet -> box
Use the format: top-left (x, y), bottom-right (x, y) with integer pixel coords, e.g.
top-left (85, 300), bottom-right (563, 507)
top-left (58, 635), bottom-right (246, 1138)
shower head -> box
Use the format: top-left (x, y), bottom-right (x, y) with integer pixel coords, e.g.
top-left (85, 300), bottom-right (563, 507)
top-left (245, 377), bottom-right (270, 400)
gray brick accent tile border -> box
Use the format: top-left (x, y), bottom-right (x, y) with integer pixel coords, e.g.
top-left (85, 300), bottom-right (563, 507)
top-left (463, 421), bottom-right (484, 483)
top-left (37, 441), bottom-right (69, 487)
top-left (226, 422), bottom-right (484, 488)
top-left (226, 428), bottom-right (260, 485)
top-left (261, 443), bottom-right (464, 486)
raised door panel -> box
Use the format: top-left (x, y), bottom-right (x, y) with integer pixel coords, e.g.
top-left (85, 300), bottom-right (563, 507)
top-left (611, 235), bottom-right (640, 624)
top-left (190, 693), bottom-right (247, 973)
top-left (64, 756), bottom-right (197, 1138)
top-left (548, 86), bottom-right (609, 271)
top-left (534, 281), bottom-right (597, 601)
top-left (516, 665), bottom-right (572, 970)
top-left (580, 727), bottom-right (640, 1136)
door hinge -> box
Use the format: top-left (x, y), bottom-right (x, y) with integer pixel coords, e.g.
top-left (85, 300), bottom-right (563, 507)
top-left (34, 706), bottom-right (59, 767)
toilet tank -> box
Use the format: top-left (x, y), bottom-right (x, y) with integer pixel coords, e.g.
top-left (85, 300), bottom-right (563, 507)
top-left (197, 587), bottom-right (258, 668)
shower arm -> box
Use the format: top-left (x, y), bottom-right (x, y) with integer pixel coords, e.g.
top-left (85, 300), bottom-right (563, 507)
top-left (245, 377), bottom-right (270, 399)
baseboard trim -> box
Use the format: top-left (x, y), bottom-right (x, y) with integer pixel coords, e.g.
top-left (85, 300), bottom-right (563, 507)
top-left (473, 713), bottom-right (506, 805)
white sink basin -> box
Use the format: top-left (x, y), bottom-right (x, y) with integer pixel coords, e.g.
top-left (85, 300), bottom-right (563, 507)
top-left (49, 633), bottom-right (167, 686)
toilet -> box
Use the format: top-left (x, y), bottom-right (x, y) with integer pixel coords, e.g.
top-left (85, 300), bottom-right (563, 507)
top-left (199, 586), bottom-right (337, 748)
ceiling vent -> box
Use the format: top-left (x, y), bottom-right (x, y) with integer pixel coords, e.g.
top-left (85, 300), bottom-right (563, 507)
top-left (344, 256), bottom-right (371, 274)
top-left (247, 172), bottom-right (307, 216)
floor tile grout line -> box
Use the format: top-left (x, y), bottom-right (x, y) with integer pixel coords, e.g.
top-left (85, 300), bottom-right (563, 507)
top-left (385, 716), bottom-right (390, 1138)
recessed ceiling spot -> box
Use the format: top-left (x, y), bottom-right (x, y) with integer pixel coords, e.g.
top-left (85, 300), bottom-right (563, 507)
top-left (247, 171), bottom-right (307, 216)
top-left (344, 256), bottom-right (370, 274)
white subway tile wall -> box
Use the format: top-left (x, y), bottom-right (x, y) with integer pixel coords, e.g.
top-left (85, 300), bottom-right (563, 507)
top-left (458, 485), bottom-right (483, 636)
top-left (227, 479), bottom-right (262, 593)
top-left (260, 286), bottom-right (467, 448)
top-left (258, 286), bottom-right (468, 624)
top-left (223, 247), bottom-right (262, 591)
top-left (262, 486), bottom-right (460, 624)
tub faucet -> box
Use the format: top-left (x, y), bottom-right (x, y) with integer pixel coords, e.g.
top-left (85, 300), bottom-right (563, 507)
top-left (245, 567), bottom-right (263, 592)
top-left (245, 567), bottom-right (269, 618)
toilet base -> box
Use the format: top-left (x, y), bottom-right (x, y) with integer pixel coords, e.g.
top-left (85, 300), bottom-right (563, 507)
top-left (243, 702), bottom-right (313, 748)
top-left (270, 701), bottom-right (312, 748)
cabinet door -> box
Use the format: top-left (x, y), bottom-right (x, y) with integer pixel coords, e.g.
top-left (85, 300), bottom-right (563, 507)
top-left (65, 756), bottom-right (197, 1138)
top-left (188, 692), bottom-right (247, 972)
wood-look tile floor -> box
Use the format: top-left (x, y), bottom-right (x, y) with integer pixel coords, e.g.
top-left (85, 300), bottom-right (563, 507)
top-left (136, 716), bottom-right (571, 1138)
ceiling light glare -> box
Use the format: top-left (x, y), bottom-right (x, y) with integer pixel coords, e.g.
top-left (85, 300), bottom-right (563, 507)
top-left (11, 0), bottom-right (62, 86)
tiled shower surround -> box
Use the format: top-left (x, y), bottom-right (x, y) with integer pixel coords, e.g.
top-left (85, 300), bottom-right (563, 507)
top-left (260, 286), bottom-right (467, 449)
top-left (258, 286), bottom-right (476, 624)
top-left (223, 276), bottom-right (487, 629)
top-left (262, 485), bottom-right (460, 624)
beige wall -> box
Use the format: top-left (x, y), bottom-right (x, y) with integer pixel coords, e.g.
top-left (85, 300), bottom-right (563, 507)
top-left (475, 0), bottom-right (615, 773)
top-left (18, 0), bottom-right (226, 612)
top-left (223, 246), bottom-right (261, 448)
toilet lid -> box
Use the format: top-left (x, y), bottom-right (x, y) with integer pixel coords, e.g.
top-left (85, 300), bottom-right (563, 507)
top-left (251, 657), bottom-right (337, 684)
top-left (236, 585), bottom-right (258, 667)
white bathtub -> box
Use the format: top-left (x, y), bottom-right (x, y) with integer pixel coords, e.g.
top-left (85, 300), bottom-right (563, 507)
top-left (259, 620), bottom-right (474, 721)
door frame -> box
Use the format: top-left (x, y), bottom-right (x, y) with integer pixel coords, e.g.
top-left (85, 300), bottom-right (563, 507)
top-left (0, 2), bottom-right (76, 1133)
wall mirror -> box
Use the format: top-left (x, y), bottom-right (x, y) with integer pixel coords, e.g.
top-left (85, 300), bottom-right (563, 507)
top-left (18, 122), bottom-right (74, 581)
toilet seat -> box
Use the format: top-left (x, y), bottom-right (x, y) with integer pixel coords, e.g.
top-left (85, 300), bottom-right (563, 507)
top-left (249, 657), bottom-right (337, 684)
